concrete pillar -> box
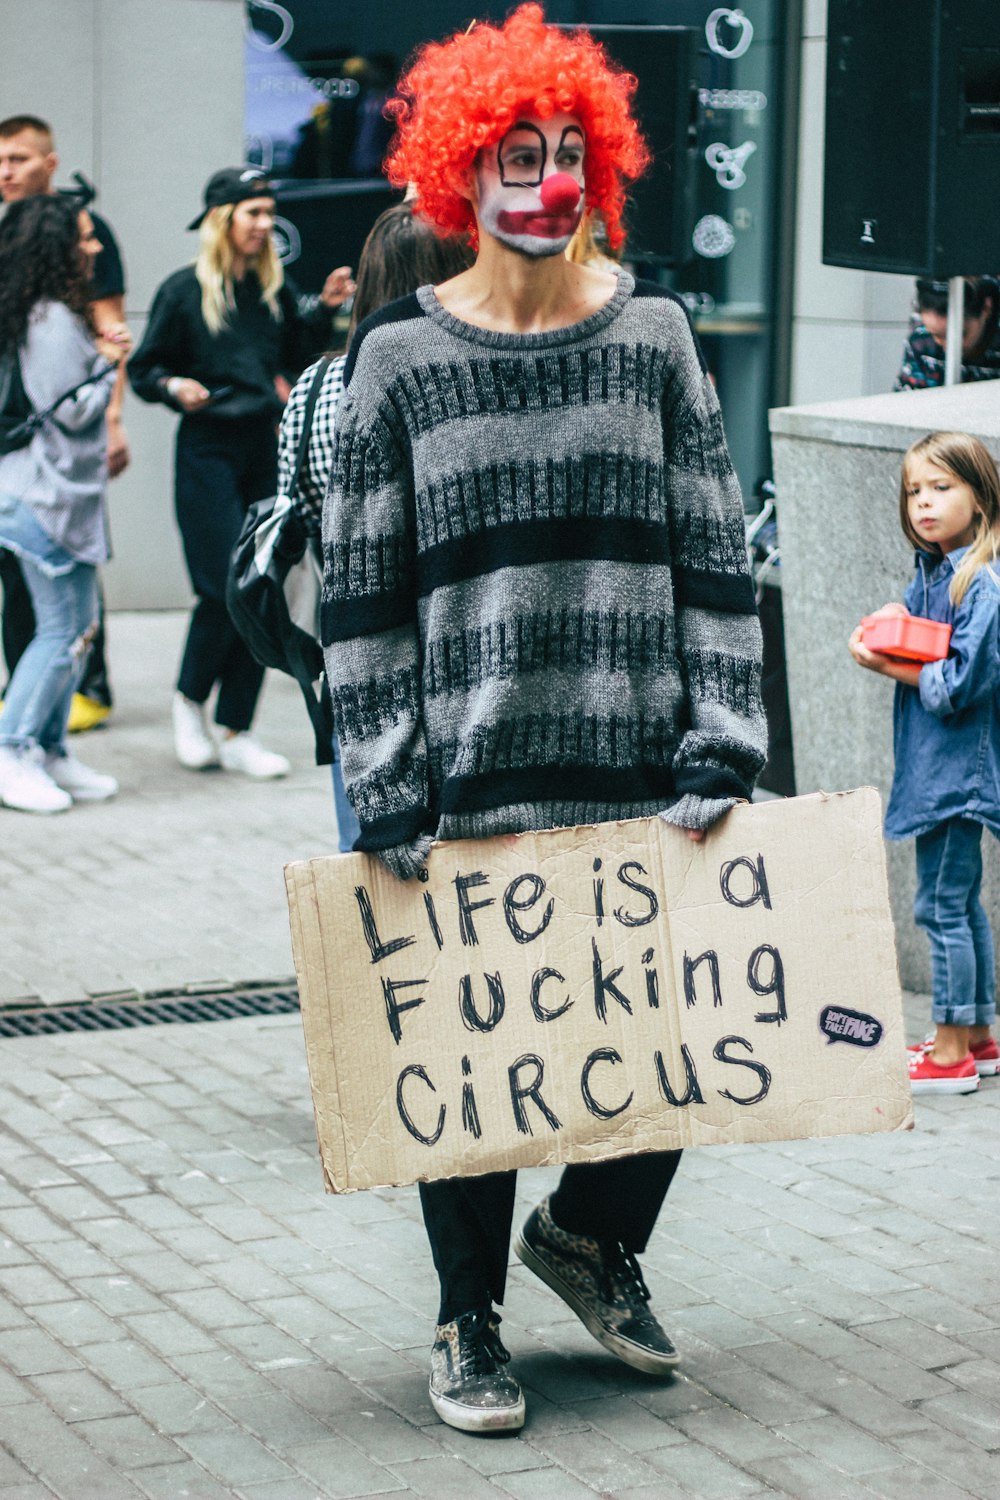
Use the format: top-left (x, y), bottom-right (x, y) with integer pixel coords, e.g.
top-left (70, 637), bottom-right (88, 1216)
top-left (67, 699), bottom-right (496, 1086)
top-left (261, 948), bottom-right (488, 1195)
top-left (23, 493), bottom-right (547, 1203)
top-left (769, 381), bottom-right (1000, 989)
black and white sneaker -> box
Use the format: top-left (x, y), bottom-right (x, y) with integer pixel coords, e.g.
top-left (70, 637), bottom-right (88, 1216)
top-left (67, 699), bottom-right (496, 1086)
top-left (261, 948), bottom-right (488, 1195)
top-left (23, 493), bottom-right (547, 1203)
top-left (429, 1307), bottom-right (525, 1433)
top-left (515, 1195), bottom-right (680, 1375)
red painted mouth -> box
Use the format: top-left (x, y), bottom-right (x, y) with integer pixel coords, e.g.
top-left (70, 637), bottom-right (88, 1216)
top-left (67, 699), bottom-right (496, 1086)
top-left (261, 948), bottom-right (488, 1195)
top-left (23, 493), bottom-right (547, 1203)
top-left (496, 210), bottom-right (578, 238)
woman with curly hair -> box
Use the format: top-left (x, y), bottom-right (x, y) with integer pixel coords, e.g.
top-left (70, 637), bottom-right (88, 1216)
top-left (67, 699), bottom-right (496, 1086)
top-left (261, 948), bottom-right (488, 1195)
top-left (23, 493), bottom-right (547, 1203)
top-left (129, 167), bottom-right (354, 779)
top-left (0, 194), bottom-right (124, 813)
top-left (322, 5), bottom-right (765, 1431)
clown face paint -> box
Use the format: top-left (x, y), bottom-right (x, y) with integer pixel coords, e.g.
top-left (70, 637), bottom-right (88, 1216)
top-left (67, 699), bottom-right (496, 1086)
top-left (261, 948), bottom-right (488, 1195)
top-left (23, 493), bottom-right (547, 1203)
top-left (474, 112), bottom-right (585, 258)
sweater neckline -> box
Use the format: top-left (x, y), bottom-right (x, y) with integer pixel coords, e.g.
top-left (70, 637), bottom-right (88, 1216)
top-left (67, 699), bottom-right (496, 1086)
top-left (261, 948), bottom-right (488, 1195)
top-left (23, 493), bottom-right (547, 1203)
top-left (416, 269), bottom-right (635, 350)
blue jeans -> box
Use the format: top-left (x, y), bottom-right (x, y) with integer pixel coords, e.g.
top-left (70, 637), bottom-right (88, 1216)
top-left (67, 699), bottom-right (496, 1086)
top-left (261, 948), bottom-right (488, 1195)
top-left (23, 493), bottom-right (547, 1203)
top-left (914, 818), bottom-right (997, 1028)
top-left (0, 496), bottom-right (98, 753)
top-left (331, 743), bottom-right (361, 853)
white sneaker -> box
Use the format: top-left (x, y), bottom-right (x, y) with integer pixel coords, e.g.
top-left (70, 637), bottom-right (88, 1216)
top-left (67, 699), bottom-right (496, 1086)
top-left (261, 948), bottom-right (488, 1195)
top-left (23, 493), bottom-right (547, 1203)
top-left (44, 751), bottom-right (118, 802)
top-left (173, 693), bottom-right (219, 770)
top-left (0, 745), bottom-right (72, 814)
top-left (219, 732), bottom-right (290, 780)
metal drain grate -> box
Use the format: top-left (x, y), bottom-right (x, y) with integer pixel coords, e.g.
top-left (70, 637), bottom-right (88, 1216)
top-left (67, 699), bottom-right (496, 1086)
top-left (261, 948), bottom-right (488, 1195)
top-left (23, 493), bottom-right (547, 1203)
top-left (0, 985), bottom-right (300, 1038)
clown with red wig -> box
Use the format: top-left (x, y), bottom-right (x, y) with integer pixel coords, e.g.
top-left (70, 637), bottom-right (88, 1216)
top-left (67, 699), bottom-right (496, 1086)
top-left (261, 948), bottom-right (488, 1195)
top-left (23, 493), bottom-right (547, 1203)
top-left (322, 4), bottom-right (766, 1433)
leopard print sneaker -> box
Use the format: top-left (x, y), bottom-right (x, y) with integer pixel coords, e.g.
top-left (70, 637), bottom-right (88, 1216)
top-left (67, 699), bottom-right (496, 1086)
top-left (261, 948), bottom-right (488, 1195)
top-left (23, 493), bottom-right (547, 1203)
top-left (515, 1195), bottom-right (680, 1374)
top-left (429, 1307), bottom-right (525, 1432)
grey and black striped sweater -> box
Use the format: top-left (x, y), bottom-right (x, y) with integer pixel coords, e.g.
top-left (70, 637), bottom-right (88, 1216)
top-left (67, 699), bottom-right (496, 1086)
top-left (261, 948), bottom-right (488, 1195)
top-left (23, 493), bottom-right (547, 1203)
top-left (322, 271), bottom-right (766, 878)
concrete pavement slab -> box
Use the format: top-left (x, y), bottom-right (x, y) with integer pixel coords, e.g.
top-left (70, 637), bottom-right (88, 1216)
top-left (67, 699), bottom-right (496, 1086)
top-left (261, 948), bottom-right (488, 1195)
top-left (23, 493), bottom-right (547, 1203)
top-left (0, 1004), bottom-right (996, 1497)
top-left (1, 612), bottom-right (999, 1495)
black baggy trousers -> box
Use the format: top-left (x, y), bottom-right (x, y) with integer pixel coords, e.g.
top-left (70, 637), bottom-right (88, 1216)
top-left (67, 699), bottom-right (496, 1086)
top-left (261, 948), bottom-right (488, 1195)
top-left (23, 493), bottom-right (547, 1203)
top-left (174, 414), bottom-right (276, 731)
top-left (419, 1150), bottom-right (683, 1323)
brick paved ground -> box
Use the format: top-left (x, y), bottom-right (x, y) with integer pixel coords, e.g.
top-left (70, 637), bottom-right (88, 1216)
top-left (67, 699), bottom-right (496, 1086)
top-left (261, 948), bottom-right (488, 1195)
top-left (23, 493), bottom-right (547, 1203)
top-left (0, 613), bottom-right (336, 1006)
top-left (1, 614), bottom-right (998, 1498)
top-left (1, 1002), bottom-right (998, 1500)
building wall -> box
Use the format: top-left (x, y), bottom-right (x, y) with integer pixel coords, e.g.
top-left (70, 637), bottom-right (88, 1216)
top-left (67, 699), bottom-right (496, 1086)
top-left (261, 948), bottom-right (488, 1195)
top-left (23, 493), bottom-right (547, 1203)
top-left (789, 0), bottom-right (914, 406)
top-left (1, 0), bottom-right (922, 606)
top-left (0, 0), bottom-right (246, 610)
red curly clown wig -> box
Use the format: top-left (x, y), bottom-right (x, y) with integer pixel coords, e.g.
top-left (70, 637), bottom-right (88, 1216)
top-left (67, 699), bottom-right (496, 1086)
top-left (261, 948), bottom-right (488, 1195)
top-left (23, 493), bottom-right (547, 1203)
top-left (385, 4), bottom-right (649, 251)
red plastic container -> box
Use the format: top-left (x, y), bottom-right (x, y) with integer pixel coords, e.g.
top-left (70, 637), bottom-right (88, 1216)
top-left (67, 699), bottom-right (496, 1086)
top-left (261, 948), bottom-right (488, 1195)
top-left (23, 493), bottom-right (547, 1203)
top-left (860, 614), bottom-right (951, 662)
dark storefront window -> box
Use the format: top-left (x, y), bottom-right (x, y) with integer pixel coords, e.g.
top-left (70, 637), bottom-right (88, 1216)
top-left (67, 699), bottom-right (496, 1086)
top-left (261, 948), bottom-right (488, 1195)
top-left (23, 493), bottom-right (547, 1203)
top-left (245, 0), bottom-right (795, 495)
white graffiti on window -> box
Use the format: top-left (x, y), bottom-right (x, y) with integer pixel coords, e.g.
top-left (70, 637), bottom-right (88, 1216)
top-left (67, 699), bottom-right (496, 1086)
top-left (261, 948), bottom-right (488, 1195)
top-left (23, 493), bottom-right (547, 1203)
top-left (704, 140), bottom-right (757, 191)
top-left (705, 7), bottom-right (754, 60)
top-left (246, 0), bottom-right (294, 53)
top-left (271, 216), bottom-right (301, 266)
top-left (692, 214), bottom-right (737, 260)
top-left (699, 88), bottom-right (768, 112)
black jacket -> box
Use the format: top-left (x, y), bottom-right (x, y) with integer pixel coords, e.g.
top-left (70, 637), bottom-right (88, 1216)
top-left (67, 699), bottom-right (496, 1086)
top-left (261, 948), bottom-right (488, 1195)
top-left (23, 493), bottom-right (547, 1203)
top-left (128, 266), bottom-right (331, 421)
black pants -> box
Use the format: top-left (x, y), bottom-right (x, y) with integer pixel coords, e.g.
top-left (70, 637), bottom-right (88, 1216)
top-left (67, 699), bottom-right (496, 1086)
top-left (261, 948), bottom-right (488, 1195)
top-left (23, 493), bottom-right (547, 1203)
top-left (174, 414), bottom-right (276, 732)
top-left (419, 1150), bottom-right (683, 1323)
top-left (1, 549), bottom-right (112, 707)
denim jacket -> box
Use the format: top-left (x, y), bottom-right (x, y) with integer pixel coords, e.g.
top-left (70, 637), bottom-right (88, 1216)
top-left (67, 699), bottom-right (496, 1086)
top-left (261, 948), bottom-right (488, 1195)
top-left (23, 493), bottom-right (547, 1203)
top-left (885, 546), bottom-right (1000, 840)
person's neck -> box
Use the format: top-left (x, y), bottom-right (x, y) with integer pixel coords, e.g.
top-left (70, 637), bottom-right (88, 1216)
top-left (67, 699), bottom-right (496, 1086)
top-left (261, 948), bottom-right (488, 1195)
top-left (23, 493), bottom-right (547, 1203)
top-left (437, 235), bottom-right (617, 335)
top-left (231, 253), bottom-right (249, 282)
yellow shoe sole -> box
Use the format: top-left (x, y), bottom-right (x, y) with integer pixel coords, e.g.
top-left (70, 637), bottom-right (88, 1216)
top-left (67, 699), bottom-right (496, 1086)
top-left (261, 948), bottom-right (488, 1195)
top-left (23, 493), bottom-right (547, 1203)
top-left (68, 695), bottom-right (111, 733)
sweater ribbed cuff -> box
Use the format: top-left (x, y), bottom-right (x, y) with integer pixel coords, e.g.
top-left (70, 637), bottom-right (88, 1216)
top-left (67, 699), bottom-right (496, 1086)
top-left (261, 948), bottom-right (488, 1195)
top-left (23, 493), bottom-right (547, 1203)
top-left (659, 794), bottom-right (739, 833)
top-left (375, 832), bottom-right (434, 882)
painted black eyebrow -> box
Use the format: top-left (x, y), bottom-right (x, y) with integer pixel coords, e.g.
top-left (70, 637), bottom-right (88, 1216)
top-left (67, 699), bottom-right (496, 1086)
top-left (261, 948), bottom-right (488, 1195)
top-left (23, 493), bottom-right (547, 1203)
top-left (497, 122), bottom-right (548, 188)
top-left (558, 125), bottom-right (586, 152)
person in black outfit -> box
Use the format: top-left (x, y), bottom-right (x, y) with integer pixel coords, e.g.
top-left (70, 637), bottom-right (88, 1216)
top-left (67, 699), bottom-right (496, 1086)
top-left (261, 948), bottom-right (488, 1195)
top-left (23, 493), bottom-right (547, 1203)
top-left (0, 114), bottom-right (130, 728)
top-left (129, 167), bottom-right (354, 778)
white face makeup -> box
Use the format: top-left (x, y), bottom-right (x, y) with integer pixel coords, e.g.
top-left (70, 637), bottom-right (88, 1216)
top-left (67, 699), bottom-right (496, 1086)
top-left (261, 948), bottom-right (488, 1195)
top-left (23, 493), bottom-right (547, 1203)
top-left (474, 111), bottom-right (585, 258)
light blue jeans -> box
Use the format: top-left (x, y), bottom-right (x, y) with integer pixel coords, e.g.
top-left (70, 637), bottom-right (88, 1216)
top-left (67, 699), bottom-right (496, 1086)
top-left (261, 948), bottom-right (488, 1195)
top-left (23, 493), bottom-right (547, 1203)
top-left (331, 743), bottom-right (361, 853)
top-left (914, 818), bottom-right (997, 1028)
top-left (0, 495), bottom-right (98, 754)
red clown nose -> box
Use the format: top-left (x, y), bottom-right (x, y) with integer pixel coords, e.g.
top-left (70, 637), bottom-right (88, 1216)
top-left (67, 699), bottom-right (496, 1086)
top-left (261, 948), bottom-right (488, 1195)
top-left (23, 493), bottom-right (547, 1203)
top-left (539, 173), bottom-right (582, 214)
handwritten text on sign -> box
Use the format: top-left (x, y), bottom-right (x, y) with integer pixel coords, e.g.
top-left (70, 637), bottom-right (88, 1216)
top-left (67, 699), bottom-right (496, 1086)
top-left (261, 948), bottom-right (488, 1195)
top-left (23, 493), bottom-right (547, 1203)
top-left (286, 793), bottom-right (912, 1192)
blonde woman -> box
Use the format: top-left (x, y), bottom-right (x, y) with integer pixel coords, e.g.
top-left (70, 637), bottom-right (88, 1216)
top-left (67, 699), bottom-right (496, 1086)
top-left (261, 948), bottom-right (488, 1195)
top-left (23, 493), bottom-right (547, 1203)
top-left (130, 168), bottom-right (353, 777)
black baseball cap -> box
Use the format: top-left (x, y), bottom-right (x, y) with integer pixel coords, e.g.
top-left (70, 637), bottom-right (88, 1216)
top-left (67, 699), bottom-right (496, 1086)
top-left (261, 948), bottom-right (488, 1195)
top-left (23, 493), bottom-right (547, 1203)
top-left (187, 167), bottom-right (276, 230)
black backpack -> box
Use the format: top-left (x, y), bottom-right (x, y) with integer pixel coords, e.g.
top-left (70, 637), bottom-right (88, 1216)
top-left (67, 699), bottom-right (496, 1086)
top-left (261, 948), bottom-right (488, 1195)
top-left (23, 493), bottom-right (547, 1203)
top-left (0, 348), bottom-right (34, 455)
top-left (227, 356), bottom-right (334, 764)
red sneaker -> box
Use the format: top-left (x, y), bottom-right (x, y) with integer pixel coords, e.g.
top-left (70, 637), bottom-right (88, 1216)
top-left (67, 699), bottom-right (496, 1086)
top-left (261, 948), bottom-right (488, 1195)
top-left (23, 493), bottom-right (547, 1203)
top-left (907, 1050), bottom-right (979, 1095)
top-left (908, 1036), bottom-right (1000, 1077)
top-left (971, 1037), bottom-right (1000, 1077)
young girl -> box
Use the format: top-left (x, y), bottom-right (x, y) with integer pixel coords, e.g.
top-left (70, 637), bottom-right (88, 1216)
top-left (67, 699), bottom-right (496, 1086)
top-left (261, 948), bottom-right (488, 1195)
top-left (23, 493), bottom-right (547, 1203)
top-left (850, 431), bottom-right (1000, 1095)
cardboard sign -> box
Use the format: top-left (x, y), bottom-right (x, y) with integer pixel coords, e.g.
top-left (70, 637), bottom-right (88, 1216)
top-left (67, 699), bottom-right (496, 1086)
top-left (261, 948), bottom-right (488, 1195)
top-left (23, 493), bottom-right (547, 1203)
top-left (285, 790), bottom-right (912, 1194)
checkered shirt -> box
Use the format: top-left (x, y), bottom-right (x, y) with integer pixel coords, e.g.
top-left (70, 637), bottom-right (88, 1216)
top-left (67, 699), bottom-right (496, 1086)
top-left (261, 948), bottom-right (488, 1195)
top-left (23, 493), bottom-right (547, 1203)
top-left (276, 354), bottom-right (345, 539)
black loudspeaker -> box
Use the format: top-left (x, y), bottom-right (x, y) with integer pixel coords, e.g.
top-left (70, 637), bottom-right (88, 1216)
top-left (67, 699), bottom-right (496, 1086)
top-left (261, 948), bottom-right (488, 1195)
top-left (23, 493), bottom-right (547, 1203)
top-left (561, 25), bottom-right (699, 266)
top-left (823, 0), bottom-right (1000, 277)
top-left (271, 179), bottom-right (402, 296)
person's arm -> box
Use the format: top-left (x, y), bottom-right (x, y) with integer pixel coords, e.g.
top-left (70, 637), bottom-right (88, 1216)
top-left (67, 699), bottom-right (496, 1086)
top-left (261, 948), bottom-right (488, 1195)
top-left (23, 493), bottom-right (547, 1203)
top-left (848, 628), bottom-right (923, 688)
top-left (917, 586), bottom-right (1000, 715)
top-left (318, 265), bottom-right (355, 313)
top-left (280, 268), bottom-right (354, 378)
top-left (91, 292), bottom-right (131, 477)
top-left (276, 372), bottom-right (308, 497)
top-left (320, 366), bottom-right (433, 880)
top-left (659, 336), bottom-right (768, 839)
top-left (20, 301), bottom-right (116, 433)
top-left (278, 357), bottom-right (343, 541)
top-left (128, 276), bottom-right (208, 412)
